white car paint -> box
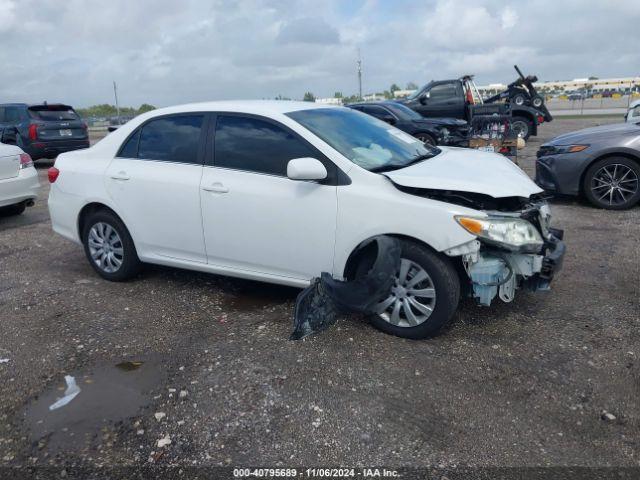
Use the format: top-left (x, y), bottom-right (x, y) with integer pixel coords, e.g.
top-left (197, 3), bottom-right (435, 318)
top-left (626, 99), bottom-right (640, 123)
top-left (48, 100), bottom-right (542, 289)
top-left (384, 146), bottom-right (543, 198)
top-left (0, 143), bottom-right (39, 208)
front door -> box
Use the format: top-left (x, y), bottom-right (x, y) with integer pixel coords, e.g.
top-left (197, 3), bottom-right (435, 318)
top-left (105, 114), bottom-right (208, 263)
top-left (419, 82), bottom-right (465, 118)
top-left (200, 114), bottom-right (337, 281)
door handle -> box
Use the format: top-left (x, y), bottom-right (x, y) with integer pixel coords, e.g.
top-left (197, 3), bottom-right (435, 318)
top-left (202, 182), bottom-right (229, 194)
top-left (110, 171), bottom-right (130, 181)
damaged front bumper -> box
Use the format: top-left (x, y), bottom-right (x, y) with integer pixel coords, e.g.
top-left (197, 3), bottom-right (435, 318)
top-left (457, 223), bottom-right (566, 307)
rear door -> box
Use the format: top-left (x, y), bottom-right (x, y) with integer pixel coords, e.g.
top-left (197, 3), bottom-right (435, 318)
top-left (27, 105), bottom-right (88, 142)
top-left (105, 113), bottom-right (208, 263)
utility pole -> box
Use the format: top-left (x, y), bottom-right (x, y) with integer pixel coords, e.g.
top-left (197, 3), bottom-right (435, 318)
top-left (113, 81), bottom-right (120, 125)
top-left (357, 49), bottom-right (362, 101)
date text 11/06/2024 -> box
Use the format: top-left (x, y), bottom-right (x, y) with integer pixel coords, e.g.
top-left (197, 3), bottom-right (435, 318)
top-left (233, 468), bottom-right (400, 478)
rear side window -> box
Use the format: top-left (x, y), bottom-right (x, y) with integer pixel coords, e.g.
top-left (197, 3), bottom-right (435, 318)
top-left (136, 115), bottom-right (204, 164)
top-left (5, 107), bottom-right (24, 123)
top-left (214, 115), bottom-right (315, 176)
top-left (118, 130), bottom-right (140, 158)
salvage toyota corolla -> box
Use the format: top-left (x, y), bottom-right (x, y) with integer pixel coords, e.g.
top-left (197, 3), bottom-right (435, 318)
top-left (48, 101), bottom-right (565, 338)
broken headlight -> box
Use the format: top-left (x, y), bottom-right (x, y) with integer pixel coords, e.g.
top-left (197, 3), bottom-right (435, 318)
top-left (455, 215), bottom-right (543, 252)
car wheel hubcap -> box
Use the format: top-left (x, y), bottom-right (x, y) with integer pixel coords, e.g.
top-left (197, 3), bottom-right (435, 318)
top-left (88, 222), bottom-right (124, 273)
top-left (374, 258), bottom-right (436, 328)
top-left (591, 164), bottom-right (639, 206)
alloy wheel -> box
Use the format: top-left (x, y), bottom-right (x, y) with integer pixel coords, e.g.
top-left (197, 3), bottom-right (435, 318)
top-left (590, 163), bottom-right (639, 207)
top-left (88, 222), bottom-right (124, 273)
top-left (374, 258), bottom-right (436, 328)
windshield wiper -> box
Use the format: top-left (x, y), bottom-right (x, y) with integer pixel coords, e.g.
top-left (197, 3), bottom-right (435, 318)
top-left (369, 153), bottom-right (436, 173)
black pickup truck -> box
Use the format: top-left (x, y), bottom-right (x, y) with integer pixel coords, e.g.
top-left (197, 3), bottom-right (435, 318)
top-left (399, 69), bottom-right (552, 140)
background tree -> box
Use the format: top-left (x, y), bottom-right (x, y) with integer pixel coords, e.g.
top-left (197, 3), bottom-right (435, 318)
top-left (138, 103), bottom-right (156, 113)
top-left (390, 83), bottom-right (401, 93)
top-left (334, 91), bottom-right (343, 98)
top-left (303, 92), bottom-right (316, 102)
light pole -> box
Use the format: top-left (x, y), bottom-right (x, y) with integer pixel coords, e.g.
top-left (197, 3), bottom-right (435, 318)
top-left (357, 49), bottom-right (362, 101)
top-left (113, 81), bottom-right (120, 125)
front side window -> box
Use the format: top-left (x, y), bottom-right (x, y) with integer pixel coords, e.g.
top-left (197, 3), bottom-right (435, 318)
top-left (137, 115), bottom-right (204, 164)
top-left (214, 115), bottom-right (315, 176)
top-left (287, 108), bottom-right (440, 172)
top-left (632, 105), bottom-right (640, 119)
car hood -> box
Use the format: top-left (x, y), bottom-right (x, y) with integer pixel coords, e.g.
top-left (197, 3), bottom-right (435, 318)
top-left (546, 122), bottom-right (639, 145)
top-left (383, 147), bottom-right (542, 198)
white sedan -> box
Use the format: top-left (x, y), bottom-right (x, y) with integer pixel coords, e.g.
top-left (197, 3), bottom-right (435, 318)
top-left (48, 101), bottom-right (565, 338)
top-left (0, 142), bottom-right (39, 215)
top-left (626, 99), bottom-right (640, 123)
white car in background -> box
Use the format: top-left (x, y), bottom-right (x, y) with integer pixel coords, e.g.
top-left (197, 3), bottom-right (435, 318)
top-left (626, 99), bottom-right (640, 122)
top-left (48, 101), bottom-right (565, 338)
top-left (0, 142), bottom-right (39, 216)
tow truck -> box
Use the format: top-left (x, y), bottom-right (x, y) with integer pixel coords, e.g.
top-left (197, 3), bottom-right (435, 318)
top-left (399, 66), bottom-right (553, 140)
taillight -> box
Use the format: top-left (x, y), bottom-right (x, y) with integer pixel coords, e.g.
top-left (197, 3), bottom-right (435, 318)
top-left (48, 166), bottom-right (60, 183)
top-left (537, 115), bottom-right (544, 124)
top-left (28, 124), bottom-right (38, 140)
top-left (19, 153), bottom-right (33, 169)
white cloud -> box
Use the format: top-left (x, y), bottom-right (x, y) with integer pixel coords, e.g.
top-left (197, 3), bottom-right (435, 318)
top-left (0, 0), bottom-right (637, 107)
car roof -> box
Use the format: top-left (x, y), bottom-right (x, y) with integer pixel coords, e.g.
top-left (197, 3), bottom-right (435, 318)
top-left (347, 101), bottom-right (398, 107)
top-left (146, 100), bottom-right (338, 117)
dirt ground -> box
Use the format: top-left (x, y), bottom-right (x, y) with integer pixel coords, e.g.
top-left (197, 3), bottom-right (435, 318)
top-left (0, 117), bottom-right (638, 475)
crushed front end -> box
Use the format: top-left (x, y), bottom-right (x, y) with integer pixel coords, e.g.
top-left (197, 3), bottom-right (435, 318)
top-left (451, 199), bottom-right (565, 306)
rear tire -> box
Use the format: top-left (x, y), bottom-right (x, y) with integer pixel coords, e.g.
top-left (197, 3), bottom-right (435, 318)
top-left (531, 95), bottom-right (544, 108)
top-left (511, 116), bottom-right (532, 140)
top-left (360, 240), bottom-right (460, 339)
top-left (82, 210), bottom-right (141, 281)
top-left (583, 157), bottom-right (640, 210)
top-left (0, 202), bottom-right (26, 216)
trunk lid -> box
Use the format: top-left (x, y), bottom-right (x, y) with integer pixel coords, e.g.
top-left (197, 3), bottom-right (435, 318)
top-left (28, 105), bottom-right (87, 141)
top-left (383, 146), bottom-right (543, 198)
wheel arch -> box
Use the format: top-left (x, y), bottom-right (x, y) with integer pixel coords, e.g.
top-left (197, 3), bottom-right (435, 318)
top-left (342, 233), bottom-right (442, 280)
top-left (77, 202), bottom-right (128, 242)
top-left (578, 151), bottom-right (640, 195)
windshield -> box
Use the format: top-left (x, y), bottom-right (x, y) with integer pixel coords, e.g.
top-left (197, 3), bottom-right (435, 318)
top-left (29, 107), bottom-right (79, 121)
top-left (287, 108), bottom-right (440, 172)
top-left (407, 84), bottom-right (427, 100)
top-left (385, 103), bottom-right (423, 120)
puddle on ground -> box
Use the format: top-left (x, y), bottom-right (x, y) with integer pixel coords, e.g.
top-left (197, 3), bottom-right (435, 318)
top-left (24, 357), bottom-right (165, 450)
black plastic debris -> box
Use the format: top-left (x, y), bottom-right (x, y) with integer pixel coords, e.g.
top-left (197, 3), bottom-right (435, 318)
top-left (290, 236), bottom-right (401, 340)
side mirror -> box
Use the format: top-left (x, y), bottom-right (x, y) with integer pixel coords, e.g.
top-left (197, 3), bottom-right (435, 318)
top-left (419, 92), bottom-right (430, 105)
top-left (287, 157), bottom-right (327, 181)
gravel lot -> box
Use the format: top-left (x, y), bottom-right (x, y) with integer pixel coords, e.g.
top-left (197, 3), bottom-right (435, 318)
top-left (0, 117), bottom-right (638, 473)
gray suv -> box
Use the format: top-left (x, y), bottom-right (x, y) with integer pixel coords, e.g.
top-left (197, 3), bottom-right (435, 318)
top-left (0, 103), bottom-right (90, 160)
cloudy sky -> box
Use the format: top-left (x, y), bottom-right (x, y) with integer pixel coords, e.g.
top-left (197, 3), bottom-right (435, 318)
top-left (0, 0), bottom-right (638, 108)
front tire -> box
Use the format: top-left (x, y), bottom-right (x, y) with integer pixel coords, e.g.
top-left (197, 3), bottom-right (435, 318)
top-left (583, 157), bottom-right (640, 210)
top-left (82, 210), bottom-right (141, 281)
top-left (361, 240), bottom-right (460, 339)
top-left (414, 132), bottom-right (436, 146)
